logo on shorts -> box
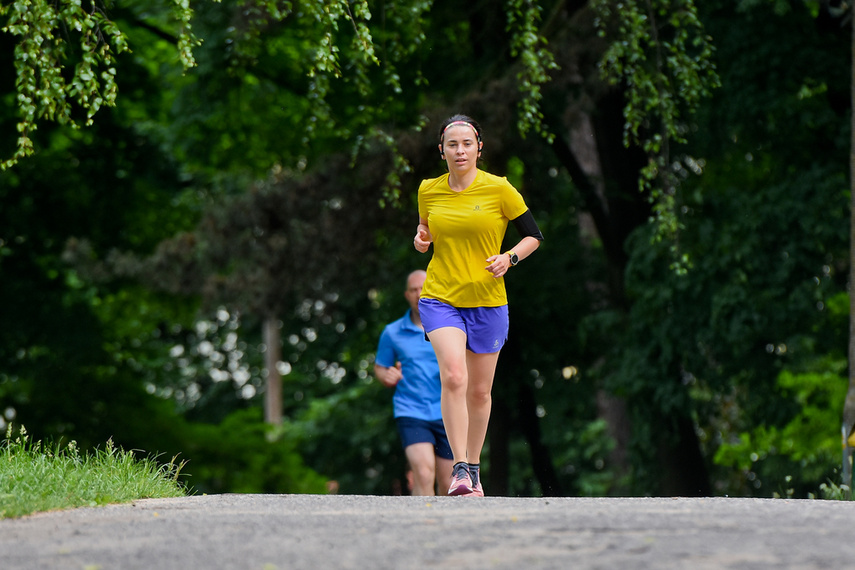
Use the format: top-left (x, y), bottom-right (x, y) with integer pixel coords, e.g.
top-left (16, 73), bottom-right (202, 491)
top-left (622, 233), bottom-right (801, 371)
top-left (493, 339), bottom-right (500, 349)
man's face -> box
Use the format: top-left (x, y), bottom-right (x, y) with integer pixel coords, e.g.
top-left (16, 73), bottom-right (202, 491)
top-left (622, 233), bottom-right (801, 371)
top-left (405, 273), bottom-right (425, 311)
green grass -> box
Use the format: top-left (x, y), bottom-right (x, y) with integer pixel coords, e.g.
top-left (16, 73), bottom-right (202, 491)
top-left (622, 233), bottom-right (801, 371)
top-left (0, 425), bottom-right (187, 519)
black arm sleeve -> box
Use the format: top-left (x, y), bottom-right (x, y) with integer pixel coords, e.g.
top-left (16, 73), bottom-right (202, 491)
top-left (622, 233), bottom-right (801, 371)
top-left (511, 209), bottom-right (544, 241)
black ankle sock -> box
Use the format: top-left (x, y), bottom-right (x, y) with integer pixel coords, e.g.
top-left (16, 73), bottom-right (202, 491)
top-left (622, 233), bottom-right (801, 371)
top-left (468, 463), bottom-right (480, 486)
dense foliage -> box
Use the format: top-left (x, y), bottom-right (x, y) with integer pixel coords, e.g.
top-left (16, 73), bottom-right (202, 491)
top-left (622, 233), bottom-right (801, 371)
top-left (0, 0), bottom-right (851, 498)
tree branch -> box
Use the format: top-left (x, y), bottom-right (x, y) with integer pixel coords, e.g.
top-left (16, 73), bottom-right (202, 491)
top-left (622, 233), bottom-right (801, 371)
top-left (549, 132), bottom-right (617, 257)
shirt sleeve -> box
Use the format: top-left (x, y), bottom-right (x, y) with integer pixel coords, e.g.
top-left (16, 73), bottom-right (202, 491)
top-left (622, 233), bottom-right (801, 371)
top-left (417, 179), bottom-right (429, 222)
top-left (375, 327), bottom-right (397, 368)
top-left (501, 178), bottom-right (529, 220)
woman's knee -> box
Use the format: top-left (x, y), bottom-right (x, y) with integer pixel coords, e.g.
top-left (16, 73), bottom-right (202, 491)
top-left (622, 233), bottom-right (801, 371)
top-left (440, 363), bottom-right (468, 392)
top-left (467, 387), bottom-right (492, 408)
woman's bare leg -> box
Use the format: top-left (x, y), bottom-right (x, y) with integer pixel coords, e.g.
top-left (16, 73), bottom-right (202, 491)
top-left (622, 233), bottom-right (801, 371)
top-left (464, 350), bottom-right (501, 464)
top-left (426, 326), bottom-right (469, 464)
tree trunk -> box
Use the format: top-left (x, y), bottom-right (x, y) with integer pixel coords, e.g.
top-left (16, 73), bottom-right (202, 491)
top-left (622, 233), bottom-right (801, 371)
top-left (658, 415), bottom-right (711, 497)
top-left (549, 86), bottom-right (716, 496)
top-left (517, 382), bottom-right (563, 496)
top-left (264, 317), bottom-right (283, 425)
top-left (596, 389), bottom-right (631, 492)
top-left (547, 94), bottom-right (647, 493)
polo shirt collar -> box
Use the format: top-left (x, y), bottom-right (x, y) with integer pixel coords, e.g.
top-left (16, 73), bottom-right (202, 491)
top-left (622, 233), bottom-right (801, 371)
top-left (401, 309), bottom-right (422, 333)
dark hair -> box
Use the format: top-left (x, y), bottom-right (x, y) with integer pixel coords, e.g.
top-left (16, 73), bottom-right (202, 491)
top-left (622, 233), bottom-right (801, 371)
top-left (439, 115), bottom-right (482, 144)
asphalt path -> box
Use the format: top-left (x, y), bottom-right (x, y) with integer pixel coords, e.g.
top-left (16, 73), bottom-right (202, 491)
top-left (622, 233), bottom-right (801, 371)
top-left (2, 494), bottom-right (854, 569)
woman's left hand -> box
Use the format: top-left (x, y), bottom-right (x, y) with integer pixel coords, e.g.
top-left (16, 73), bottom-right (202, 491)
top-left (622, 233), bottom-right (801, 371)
top-left (485, 254), bottom-right (511, 278)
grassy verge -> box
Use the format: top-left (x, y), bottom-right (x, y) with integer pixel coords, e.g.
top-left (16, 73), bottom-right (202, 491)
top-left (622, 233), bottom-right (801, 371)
top-left (0, 425), bottom-right (187, 519)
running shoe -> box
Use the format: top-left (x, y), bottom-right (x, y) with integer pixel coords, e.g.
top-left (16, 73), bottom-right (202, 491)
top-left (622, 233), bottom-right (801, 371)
top-left (467, 481), bottom-right (484, 497)
top-left (448, 462), bottom-right (473, 496)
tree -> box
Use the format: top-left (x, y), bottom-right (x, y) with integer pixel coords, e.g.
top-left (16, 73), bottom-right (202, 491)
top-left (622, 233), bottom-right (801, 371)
top-left (0, 0), bottom-right (387, 170)
top-left (644, 0), bottom-right (850, 497)
top-left (10, 0), bottom-right (784, 498)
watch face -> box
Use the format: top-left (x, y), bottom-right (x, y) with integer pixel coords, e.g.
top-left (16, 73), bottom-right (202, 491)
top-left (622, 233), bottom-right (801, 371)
top-left (510, 253), bottom-right (519, 265)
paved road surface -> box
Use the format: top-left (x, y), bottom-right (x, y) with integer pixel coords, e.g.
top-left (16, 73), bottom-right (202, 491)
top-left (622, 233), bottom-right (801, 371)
top-left (2, 494), bottom-right (854, 569)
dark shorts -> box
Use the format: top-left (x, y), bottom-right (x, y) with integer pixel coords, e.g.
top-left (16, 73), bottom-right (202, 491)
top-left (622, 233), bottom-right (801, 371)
top-left (395, 417), bottom-right (453, 460)
top-left (418, 298), bottom-right (509, 354)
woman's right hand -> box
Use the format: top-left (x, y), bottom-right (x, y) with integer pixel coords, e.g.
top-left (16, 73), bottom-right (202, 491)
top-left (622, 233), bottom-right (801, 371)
top-left (414, 225), bottom-right (432, 253)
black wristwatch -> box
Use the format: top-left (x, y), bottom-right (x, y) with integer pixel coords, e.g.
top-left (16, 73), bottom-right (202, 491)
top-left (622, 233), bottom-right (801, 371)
top-left (507, 251), bottom-right (519, 266)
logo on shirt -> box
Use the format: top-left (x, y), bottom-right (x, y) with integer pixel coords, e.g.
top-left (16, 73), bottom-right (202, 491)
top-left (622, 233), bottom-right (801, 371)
top-left (473, 205), bottom-right (481, 211)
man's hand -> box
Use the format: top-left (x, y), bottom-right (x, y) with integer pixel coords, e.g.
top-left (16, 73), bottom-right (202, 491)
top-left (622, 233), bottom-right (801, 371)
top-left (374, 362), bottom-right (403, 388)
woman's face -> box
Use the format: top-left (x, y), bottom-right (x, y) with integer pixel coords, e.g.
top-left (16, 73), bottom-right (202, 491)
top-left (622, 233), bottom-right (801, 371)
top-left (439, 125), bottom-right (481, 174)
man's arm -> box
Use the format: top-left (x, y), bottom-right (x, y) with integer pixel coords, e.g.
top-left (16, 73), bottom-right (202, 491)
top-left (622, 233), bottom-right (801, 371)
top-left (374, 362), bottom-right (403, 388)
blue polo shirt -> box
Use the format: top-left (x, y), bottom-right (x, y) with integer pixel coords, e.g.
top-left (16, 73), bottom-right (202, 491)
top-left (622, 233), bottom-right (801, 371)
top-left (375, 309), bottom-right (442, 421)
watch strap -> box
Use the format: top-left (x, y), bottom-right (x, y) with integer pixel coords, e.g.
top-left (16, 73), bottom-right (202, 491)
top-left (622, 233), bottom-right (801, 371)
top-left (506, 251), bottom-right (519, 266)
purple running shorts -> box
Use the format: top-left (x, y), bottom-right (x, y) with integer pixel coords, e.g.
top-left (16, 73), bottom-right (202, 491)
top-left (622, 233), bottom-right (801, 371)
top-left (418, 298), bottom-right (509, 354)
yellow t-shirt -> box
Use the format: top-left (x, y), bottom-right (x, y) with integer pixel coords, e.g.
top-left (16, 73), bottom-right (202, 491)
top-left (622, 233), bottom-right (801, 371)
top-left (418, 169), bottom-right (529, 308)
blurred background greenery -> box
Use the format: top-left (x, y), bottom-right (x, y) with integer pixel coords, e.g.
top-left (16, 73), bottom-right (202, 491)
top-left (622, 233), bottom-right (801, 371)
top-left (1, 0), bottom-right (851, 498)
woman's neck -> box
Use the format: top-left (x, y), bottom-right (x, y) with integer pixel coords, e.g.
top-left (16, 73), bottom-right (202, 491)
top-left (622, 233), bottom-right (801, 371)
top-left (447, 168), bottom-right (477, 192)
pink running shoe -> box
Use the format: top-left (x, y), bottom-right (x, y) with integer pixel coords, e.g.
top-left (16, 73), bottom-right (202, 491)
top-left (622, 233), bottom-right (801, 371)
top-left (448, 462), bottom-right (473, 496)
top-left (466, 481), bottom-right (484, 497)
